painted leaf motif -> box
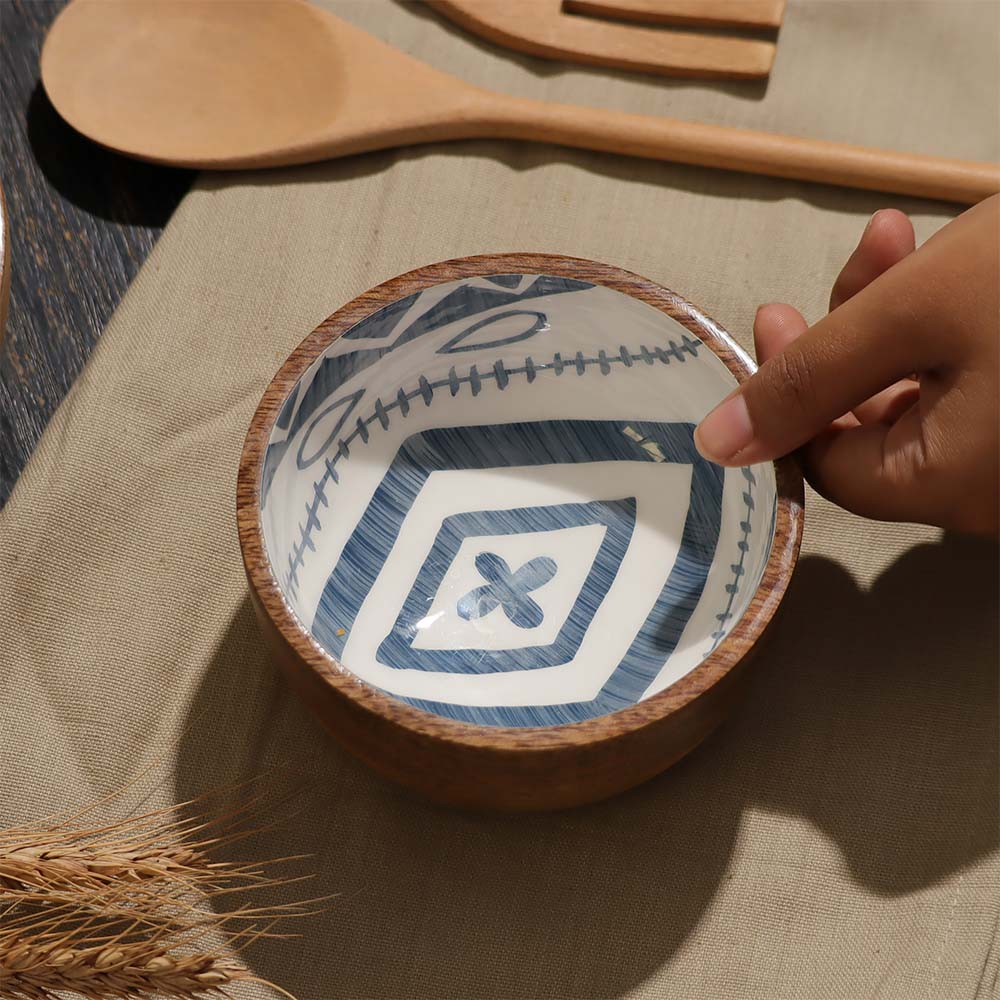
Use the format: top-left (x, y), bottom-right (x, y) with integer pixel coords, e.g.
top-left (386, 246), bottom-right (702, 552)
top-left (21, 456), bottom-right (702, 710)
top-left (295, 389), bottom-right (364, 469)
top-left (438, 310), bottom-right (548, 355)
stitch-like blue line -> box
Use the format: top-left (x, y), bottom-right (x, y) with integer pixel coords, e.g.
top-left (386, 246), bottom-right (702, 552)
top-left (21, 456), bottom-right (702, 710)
top-left (705, 465), bottom-right (755, 655)
top-left (283, 336), bottom-right (703, 589)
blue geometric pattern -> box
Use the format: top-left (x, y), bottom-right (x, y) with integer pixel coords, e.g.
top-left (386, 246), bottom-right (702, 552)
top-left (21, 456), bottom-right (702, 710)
top-left (260, 275), bottom-right (593, 504)
top-left (457, 552), bottom-right (557, 628)
top-left (375, 498), bottom-right (636, 675)
top-left (312, 419), bottom-right (724, 726)
top-left (280, 336), bottom-right (701, 593)
top-left (260, 273), bottom-right (776, 728)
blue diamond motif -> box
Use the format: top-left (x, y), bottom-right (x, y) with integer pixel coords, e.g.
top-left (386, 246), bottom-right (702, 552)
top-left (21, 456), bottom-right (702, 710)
top-left (376, 498), bottom-right (636, 675)
top-left (311, 419), bottom-right (724, 726)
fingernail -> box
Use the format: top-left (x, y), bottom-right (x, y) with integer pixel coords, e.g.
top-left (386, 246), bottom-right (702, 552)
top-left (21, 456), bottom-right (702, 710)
top-left (754, 303), bottom-right (781, 324)
top-left (864, 210), bottom-right (883, 233)
top-left (694, 392), bottom-right (754, 463)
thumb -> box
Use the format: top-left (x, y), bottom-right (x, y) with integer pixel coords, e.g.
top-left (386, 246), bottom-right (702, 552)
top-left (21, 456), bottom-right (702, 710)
top-left (695, 270), bottom-right (939, 466)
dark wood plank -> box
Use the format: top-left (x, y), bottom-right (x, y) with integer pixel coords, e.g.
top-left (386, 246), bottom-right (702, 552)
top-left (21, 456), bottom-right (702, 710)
top-left (0, 0), bottom-right (193, 508)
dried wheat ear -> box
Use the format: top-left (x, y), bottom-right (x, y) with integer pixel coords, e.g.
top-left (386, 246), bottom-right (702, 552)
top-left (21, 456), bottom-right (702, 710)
top-left (0, 785), bottom-right (322, 1000)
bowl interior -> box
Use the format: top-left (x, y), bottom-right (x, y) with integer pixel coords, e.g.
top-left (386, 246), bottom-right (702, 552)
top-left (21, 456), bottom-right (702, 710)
top-left (258, 273), bottom-right (777, 728)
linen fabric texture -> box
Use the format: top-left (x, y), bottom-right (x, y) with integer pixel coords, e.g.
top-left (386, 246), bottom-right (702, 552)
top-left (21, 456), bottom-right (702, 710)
top-left (1, 2), bottom-right (997, 997)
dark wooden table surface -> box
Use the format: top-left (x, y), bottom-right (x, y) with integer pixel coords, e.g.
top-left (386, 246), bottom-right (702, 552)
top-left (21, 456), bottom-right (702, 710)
top-left (0, 0), bottom-right (193, 508)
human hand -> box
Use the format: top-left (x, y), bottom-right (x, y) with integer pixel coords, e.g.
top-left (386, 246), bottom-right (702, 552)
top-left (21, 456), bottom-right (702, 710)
top-left (694, 195), bottom-right (1000, 536)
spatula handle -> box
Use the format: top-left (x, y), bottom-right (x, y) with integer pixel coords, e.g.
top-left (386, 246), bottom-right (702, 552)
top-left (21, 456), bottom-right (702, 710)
top-left (488, 97), bottom-right (999, 205)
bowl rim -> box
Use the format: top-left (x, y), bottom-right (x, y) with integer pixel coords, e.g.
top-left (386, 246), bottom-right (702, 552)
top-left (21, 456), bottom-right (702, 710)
top-left (237, 252), bottom-right (804, 751)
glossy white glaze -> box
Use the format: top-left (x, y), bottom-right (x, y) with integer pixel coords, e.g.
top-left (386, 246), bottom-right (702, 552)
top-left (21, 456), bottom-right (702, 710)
top-left (260, 275), bottom-right (776, 727)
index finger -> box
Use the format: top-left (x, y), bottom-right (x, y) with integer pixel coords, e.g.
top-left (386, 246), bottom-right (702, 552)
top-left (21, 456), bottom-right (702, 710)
top-left (695, 248), bottom-right (944, 466)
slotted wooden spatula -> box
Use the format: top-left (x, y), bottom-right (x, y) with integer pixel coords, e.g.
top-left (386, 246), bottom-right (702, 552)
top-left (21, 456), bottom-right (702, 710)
top-left (40, 0), bottom-right (999, 204)
top-left (564, 0), bottom-right (785, 30)
top-left (428, 0), bottom-right (784, 79)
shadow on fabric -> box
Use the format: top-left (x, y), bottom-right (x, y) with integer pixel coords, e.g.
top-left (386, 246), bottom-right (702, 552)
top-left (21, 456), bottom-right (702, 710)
top-left (199, 138), bottom-right (956, 224)
top-left (174, 534), bottom-right (998, 1000)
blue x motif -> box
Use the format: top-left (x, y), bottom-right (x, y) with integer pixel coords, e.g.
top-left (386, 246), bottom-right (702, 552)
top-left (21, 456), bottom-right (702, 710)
top-left (457, 552), bottom-right (558, 629)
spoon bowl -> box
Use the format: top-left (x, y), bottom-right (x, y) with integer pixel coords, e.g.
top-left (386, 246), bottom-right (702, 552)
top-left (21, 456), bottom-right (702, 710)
top-left (40, 0), bottom-right (473, 167)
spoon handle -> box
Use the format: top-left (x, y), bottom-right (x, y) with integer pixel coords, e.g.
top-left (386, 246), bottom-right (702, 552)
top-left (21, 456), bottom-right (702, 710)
top-left (483, 96), bottom-right (999, 204)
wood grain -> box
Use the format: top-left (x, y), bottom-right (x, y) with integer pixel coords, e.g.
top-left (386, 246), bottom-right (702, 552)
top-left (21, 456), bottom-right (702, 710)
top-left (236, 253), bottom-right (805, 812)
top-left (40, 0), bottom-right (998, 203)
top-left (0, 0), bottom-right (191, 509)
top-left (563, 0), bottom-right (786, 31)
top-left (0, 181), bottom-right (10, 346)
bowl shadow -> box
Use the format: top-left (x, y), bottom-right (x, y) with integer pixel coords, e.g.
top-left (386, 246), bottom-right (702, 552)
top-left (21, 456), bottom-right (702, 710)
top-left (174, 533), bottom-right (997, 998)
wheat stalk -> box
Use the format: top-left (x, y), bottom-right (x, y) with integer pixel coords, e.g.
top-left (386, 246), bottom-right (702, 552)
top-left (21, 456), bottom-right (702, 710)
top-left (0, 842), bottom-right (204, 893)
top-left (0, 938), bottom-right (257, 1000)
top-left (0, 782), bottom-right (318, 1000)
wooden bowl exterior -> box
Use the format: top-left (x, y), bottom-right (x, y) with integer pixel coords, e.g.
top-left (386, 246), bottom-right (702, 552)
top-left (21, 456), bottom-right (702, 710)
top-left (237, 253), bottom-right (804, 811)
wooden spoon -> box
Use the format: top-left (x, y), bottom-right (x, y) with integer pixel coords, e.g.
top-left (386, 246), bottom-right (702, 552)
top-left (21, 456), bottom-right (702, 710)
top-left (41, 0), bottom-right (999, 204)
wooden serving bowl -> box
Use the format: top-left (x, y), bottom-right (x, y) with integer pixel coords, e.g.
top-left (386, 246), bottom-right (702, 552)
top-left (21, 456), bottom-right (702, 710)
top-left (237, 254), bottom-right (803, 811)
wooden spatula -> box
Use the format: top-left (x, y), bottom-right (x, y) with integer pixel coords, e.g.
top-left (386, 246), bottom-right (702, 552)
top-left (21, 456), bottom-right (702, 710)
top-left (428, 0), bottom-right (783, 79)
top-left (40, 0), bottom-right (999, 205)
top-left (564, 0), bottom-right (785, 30)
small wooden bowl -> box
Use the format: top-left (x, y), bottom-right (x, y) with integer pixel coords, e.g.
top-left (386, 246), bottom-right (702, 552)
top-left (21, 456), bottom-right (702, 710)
top-left (237, 254), bottom-right (803, 811)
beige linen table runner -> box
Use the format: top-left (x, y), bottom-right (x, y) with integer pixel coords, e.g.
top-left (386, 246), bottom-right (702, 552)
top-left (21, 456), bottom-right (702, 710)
top-left (1, 1), bottom-right (998, 997)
